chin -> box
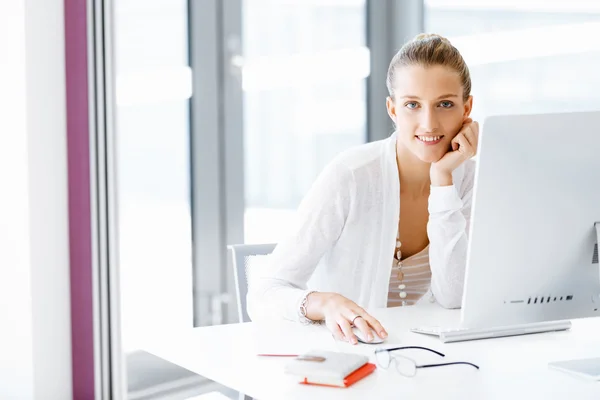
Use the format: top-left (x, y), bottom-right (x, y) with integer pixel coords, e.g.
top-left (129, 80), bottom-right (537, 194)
top-left (415, 150), bottom-right (444, 164)
top-left (406, 138), bottom-right (448, 163)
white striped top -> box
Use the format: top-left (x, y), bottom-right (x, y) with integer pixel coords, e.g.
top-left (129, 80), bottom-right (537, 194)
top-left (387, 245), bottom-right (432, 307)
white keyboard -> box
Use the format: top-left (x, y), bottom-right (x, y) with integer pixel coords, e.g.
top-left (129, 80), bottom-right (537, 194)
top-left (411, 326), bottom-right (467, 335)
top-left (411, 320), bottom-right (572, 343)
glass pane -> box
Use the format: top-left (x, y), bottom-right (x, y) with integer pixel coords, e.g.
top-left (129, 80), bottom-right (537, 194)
top-left (425, 0), bottom-right (600, 122)
top-left (242, 0), bottom-right (369, 244)
top-left (113, 0), bottom-right (197, 396)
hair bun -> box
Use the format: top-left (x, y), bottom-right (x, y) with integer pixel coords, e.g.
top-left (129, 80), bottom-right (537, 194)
top-left (413, 33), bottom-right (451, 45)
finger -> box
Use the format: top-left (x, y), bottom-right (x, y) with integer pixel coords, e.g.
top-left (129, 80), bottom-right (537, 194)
top-left (463, 130), bottom-right (478, 156)
top-left (462, 117), bottom-right (473, 126)
top-left (352, 316), bottom-right (373, 342)
top-left (360, 313), bottom-right (388, 339)
top-left (455, 133), bottom-right (475, 158)
top-left (461, 127), bottom-right (474, 148)
top-left (464, 122), bottom-right (479, 151)
top-left (471, 120), bottom-right (479, 136)
top-left (462, 126), bottom-right (474, 144)
top-left (451, 134), bottom-right (461, 151)
top-left (326, 319), bottom-right (345, 342)
top-left (463, 120), bottom-right (479, 142)
top-left (466, 119), bottom-right (479, 135)
top-left (338, 318), bottom-right (357, 345)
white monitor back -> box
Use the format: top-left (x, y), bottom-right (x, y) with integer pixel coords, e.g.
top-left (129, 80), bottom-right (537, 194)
top-left (461, 110), bottom-right (600, 328)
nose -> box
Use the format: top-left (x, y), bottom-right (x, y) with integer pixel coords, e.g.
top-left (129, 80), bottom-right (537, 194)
top-left (419, 107), bottom-right (439, 133)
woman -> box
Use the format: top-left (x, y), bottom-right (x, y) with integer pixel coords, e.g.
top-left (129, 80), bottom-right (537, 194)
top-left (247, 33), bottom-right (479, 345)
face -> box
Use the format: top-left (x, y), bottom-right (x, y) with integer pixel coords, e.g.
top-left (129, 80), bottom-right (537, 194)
top-left (386, 64), bottom-right (473, 164)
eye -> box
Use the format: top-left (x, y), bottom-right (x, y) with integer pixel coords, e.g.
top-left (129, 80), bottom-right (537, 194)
top-left (439, 101), bottom-right (454, 108)
top-left (405, 102), bottom-right (419, 110)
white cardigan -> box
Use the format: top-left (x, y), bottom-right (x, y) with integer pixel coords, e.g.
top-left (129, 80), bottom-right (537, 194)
top-left (247, 132), bottom-right (476, 322)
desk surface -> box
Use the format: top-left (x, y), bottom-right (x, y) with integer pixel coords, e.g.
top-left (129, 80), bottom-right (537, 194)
top-left (145, 304), bottom-right (600, 400)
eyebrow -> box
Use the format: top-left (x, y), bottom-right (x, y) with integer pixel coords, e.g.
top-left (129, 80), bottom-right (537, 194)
top-left (400, 94), bottom-right (459, 100)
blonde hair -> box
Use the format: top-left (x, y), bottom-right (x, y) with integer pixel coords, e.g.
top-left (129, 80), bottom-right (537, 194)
top-left (386, 33), bottom-right (471, 101)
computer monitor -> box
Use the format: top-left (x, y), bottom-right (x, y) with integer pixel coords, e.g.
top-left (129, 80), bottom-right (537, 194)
top-left (460, 110), bottom-right (600, 329)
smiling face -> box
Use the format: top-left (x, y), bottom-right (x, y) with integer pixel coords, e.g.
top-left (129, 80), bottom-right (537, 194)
top-left (386, 64), bottom-right (473, 164)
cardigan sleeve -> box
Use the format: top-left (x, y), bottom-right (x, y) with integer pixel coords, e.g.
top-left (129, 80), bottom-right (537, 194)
top-left (426, 160), bottom-right (476, 309)
top-left (247, 157), bottom-right (355, 322)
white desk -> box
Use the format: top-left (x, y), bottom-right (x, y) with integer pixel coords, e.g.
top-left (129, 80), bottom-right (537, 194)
top-left (145, 304), bottom-right (600, 400)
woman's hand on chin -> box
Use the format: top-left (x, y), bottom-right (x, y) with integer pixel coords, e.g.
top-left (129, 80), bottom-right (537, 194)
top-left (430, 118), bottom-right (479, 186)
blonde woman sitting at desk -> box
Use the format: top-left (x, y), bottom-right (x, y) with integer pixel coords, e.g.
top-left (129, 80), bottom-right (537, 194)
top-left (248, 33), bottom-right (479, 346)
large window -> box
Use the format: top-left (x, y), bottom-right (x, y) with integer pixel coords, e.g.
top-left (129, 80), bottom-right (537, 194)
top-left (425, 0), bottom-right (600, 122)
top-left (113, 0), bottom-right (196, 396)
top-left (95, 1), bottom-right (600, 398)
top-left (242, 0), bottom-right (369, 244)
top-left (111, 0), bottom-right (370, 397)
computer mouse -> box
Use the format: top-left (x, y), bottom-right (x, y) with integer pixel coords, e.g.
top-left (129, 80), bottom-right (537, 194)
top-left (351, 326), bottom-right (386, 344)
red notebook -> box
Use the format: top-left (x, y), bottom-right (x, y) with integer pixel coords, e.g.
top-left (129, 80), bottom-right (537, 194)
top-left (299, 362), bottom-right (377, 388)
top-left (285, 350), bottom-right (376, 388)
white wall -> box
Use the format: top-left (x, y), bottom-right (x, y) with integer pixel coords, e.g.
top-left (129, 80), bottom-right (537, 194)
top-left (25, 0), bottom-right (72, 398)
top-left (0, 1), bottom-right (34, 398)
top-left (0, 0), bottom-right (72, 399)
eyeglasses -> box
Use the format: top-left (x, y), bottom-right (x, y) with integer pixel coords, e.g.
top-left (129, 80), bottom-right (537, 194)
top-left (374, 346), bottom-right (479, 377)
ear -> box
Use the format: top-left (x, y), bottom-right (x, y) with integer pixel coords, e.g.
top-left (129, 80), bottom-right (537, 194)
top-left (386, 96), bottom-right (397, 122)
top-left (463, 95), bottom-right (473, 120)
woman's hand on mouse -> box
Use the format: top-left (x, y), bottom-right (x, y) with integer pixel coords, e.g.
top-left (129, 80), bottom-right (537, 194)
top-left (430, 118), bottom-right (479, 186)
top-left (305, 292), bottom-right (387, 345)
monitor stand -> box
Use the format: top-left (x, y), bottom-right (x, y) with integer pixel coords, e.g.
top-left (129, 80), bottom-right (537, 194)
top-left (546, 222), bottom-right (600, 379)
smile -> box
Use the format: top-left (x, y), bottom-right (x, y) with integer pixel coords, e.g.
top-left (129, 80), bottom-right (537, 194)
top-left (415, 135), bottom-right (444, 144)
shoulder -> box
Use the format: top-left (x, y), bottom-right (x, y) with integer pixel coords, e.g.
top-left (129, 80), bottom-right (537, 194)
top-left (308, 135), bottom-right (393, 199)
top-left (327, 136), bottom-right (392, 174)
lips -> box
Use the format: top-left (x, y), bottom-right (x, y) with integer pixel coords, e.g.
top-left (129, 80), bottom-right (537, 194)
top-left (415, 135), bottom-right (444, 145)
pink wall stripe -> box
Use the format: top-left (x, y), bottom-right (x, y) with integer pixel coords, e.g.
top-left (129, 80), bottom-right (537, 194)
top-left (64, 0), bottom-right (95, 398)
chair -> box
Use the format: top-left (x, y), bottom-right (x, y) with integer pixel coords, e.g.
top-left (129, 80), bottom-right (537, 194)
top-left (228, 243), bottom-right (277, 323)
top-left (227, 243), bottom-right (276, 400)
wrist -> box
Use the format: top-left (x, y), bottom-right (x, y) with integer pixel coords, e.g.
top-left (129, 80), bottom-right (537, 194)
top-left (430, 168), bottom-right (453, 187)
top-left (305, 292), bottom-right (334, 321)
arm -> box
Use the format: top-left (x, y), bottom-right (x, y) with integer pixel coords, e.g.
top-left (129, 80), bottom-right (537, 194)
top-left (247, 159), bottom-right (354, 322)
top-left (427, 162), bottom-right (475, 308)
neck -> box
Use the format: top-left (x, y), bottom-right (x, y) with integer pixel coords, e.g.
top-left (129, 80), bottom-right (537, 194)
top-left (396, 140), bottom-right (431, 197)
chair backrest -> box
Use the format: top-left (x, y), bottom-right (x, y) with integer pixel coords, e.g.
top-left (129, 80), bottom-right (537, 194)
top-left (228, 243), bottom-right (276, 323)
